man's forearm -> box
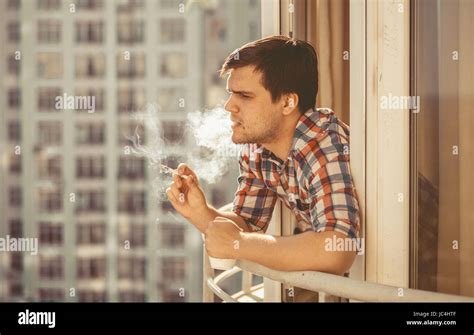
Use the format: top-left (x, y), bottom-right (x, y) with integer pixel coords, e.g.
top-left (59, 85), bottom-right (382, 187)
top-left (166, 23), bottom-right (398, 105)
top-left (186, 205), bottom-right (252, 233)
top-left (236, 230), bottom-right (357, 274)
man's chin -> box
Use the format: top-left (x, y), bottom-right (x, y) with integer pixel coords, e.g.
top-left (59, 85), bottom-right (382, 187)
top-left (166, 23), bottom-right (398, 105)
top-left (231, 134), bottom-right (249, 144)
top-left (231, 129), bottom-right (261, 144)
top-left (231, 137), bottom-right (245, 144)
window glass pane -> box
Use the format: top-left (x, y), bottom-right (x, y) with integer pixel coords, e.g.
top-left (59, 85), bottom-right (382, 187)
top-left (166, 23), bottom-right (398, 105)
top-left (412, 0), bottom-right (474, 297)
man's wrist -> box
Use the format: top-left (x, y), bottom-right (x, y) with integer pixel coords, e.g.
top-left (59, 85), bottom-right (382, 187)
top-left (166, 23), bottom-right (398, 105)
top-left (234, 231), bottom-right (249, 259)
top-left (199, 203), bottom-right (215, 221)
top-left (183, 203), bottom-right (209, 220)
top-left (185, 204), bottom-right (214, 231)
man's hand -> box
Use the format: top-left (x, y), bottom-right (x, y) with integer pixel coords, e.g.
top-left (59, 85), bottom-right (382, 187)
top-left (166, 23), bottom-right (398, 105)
top-left (204, 217), bottom-right (244, 259)
top-left (166, 163), bottom-right (208, 220)
top-left (165, 163), bottom-right (251, 234)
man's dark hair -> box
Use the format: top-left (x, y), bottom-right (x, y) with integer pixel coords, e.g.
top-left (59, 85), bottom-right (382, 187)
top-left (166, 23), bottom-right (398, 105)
top-left (220, 35), bottom-right (318, 113)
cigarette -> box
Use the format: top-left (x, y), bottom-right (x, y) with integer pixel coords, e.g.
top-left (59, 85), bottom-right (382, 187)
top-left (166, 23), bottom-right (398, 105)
top-left (159, 164), bottom-right (188, 179)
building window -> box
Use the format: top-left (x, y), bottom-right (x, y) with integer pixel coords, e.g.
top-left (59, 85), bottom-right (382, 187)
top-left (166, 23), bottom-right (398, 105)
top-left (160, 0), bottom-right (177, 10)
top-left (8, 53), bottom-right (21, 75)
top-left (162, 121), bottom-right (185, 144)
top-left (117, 0), bottom-right (144, 12)
top-left (161, 200), bottom-right (175, 212)
top-left (39, 222), bottom-right (63, 246)
top-left (162, 156), bottom-right (180, 170)
top-left (38, 20), bottom-right (61, 43)
top-left (76, 155), bottom-right (105, 179)
top-left (38, 288), bottom-right (64, 302)
top-left (9, 219), bottom-right (22, 238)
top-left (38, 155), bottom-right (62, 180)
top-left (77, 222), bottom-right (106, 245)
top-left (211, 188), bottom-right (230, 208)
top-left (8, 88), bottom-right (21, 109)
top-left (38, 189), bottom-right (62, 213)
top-left (75, 54), bottom-right (105, 78)
top-left (39, 255), bottom-right (63, 280)
top-left (9, 154), bottom-right (22, 174)
top-left (38, 121), bottom-right (62, 145)
top-left (8, 0), bottom-right (21, 10)
top-left (76, 0), bottom-right (103, 10)
top-left (37, 87), bottom-right (61, 111)
top-left (160, 287), bottom-right (185, 302)
top-left (161, 257), bottom-right (186, 282)
top-left (76, 122), bottom-right (105, 145)
top-left (8, 121), bottom-right (21, 142)
top-left (118, 121), bottom-right (145, 146)
top-left (117, 53), bottom-right (145, 78)
top-left (118, 157), bottom-right (145, 180)
top-left (118, 191), bottom-right (146, 215)
top-left (37, 0), bottom-right (61, 10)
top-left (157, 87), bottom-right (186, 113)
top-left (7, 22), bottom-right (20, 43)
top-left (74, 88), bottom-right (105, 112)
top-left (161, 224), bottom-right (185, 249)
top-left (118, 223), bottom-right (146, 247)
top-left (9, 283), bottom-right (23, 297)
top-left (78, 290), bottom-right (105, 302)
top-left (159, 52), bottom-right (186, 78)
top-left (118, 257), bottom-right (146, 280)
top-left (249, 0), bottom-right (259, 8)
top-left (10, 253), bottom-right (23, 273)
top-left (75, 21), bottom-right (104, 43)
top-left (9, 186), bottom-right (22, 207)
top-left (209, 19), bottom-right (227, 42)
top-left (117, 20), bottom-right (144, 44)
top-left (77, 257), bottom-right (105, 279)
top-left (37, 52), bottom-right (63, 79)
top-left (160, 18), bottom-right (185, 43)
top-left (76, 190), bottom-right (106, 213)
top-left (118, 290), bottom-right (145, 302)
top-left (118, 87), bottom-right (145, 113)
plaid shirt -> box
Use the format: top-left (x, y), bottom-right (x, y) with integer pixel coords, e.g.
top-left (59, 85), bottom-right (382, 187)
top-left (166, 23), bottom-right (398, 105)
top-left (232, 107), bottom-right (360, 238)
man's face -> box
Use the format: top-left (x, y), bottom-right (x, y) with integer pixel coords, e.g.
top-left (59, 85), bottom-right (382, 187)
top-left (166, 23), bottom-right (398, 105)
top-left (224, 66), bottom-right (283, 144)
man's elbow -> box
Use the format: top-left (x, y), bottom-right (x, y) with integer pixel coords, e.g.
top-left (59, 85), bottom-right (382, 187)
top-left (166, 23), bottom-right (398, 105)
top-left (309, 230), bottom-right (358, 275)
top-left (323, 250), bottom-right (357, 275)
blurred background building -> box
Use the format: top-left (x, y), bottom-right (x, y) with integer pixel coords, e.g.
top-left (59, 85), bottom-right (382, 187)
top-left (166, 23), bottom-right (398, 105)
top-left (0, 0), bottom-right (261, 302)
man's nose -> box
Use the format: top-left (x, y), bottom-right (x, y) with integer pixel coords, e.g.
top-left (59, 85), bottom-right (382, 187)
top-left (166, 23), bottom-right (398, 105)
top-left (224, 95), bottom-right (238, 114)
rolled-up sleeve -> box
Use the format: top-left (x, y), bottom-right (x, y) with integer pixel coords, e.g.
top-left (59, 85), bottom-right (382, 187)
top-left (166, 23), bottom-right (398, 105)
top-left (308, 155), bottom-right (360, 239)
top-left (232, 146), bottom-right (277, 233)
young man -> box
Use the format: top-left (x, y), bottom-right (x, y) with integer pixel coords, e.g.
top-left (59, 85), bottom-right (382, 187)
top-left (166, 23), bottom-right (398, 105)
top-left (166, 35), bottom-right (360, 301)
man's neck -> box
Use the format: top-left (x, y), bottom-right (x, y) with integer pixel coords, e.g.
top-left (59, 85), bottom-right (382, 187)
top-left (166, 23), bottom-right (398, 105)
top-left (262, 115), bottom-right (300, 161)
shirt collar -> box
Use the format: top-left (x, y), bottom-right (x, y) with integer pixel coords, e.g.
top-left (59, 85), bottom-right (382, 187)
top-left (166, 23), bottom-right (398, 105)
top-left (291, 107), bottom-right (334, 152)
top-left (259, 107), bottom-right (334, 169)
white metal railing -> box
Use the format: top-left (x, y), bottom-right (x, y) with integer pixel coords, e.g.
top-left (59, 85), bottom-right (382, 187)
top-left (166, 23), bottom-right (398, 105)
top-left (203, 259), bottom-right (474, 302)
top-left (203, 204), bottom-right (474, 302)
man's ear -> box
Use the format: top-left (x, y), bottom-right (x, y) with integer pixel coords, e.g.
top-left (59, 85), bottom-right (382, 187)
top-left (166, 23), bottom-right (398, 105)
top-left (282, 92), bottom-right (299, 116)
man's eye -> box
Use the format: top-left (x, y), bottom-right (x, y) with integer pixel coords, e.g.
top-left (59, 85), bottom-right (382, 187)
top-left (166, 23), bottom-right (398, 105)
top-left (240, 94), bottom-right (250, 99)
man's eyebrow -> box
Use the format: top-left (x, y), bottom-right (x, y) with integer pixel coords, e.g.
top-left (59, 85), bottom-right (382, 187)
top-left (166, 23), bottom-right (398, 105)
top-left (226, 88), bottom-right (255, 95)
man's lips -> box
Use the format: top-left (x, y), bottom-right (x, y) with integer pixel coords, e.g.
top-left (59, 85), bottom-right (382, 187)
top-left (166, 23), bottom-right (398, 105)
top-left (231, 120), bottom-right (242, 128)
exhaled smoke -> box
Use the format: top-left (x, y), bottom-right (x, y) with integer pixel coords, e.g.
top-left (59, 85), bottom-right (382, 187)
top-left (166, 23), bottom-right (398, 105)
top-left (127, 103), bottom-right (240, 198)
top-left (127, 103), bottom-right (165, 168)
top-left (126, 103), bottom-right (170, 200)
top-left (186, 107), bottom-right (241, 184)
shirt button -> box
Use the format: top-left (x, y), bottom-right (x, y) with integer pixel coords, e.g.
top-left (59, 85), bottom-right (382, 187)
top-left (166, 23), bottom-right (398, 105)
top-left (288, 193), bottom-right (296, 203)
